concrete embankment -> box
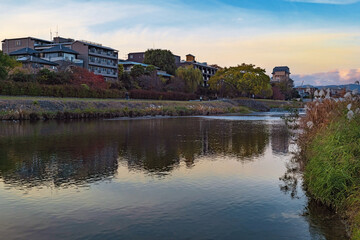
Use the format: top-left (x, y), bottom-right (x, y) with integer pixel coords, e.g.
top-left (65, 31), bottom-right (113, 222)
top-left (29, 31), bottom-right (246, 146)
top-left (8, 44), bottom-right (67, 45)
top-left (0, 96), bottom-right (254, 120)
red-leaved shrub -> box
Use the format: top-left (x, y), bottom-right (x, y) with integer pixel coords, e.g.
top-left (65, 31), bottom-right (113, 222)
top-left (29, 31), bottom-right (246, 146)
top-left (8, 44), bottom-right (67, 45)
top-left (70, 67), bottom-right (108, 90)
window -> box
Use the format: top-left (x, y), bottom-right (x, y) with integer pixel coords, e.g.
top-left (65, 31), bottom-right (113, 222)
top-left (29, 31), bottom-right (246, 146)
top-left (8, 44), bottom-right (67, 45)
top-left (130, 55), bottom-right (133, 59)
top-left (15, 40), bottom-right (21, 46)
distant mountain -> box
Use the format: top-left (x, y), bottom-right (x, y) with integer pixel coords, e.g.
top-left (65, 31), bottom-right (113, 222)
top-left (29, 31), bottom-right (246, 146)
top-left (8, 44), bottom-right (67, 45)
top-left (295, 84), bottom-right (360, 91)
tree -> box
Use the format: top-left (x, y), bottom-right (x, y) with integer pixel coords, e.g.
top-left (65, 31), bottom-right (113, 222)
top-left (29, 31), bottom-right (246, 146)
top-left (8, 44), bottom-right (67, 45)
top-left (137, 72), bottom-right (163, 91)
top-left (144, 49), bottom-right (177, 75)
top-left (208, 63), bottom-right (272, 98)
top-left (165, 77), bottom-right (186, 92)
top-left (70, 67), bottom-right (108, 89)
top-left (0, 51), bottom-right (20, 80)
top-left (274, 78), bottom-right (295, 100)
top-left (175, 66), bottom-right (203, 93)
top-left (118, 64), bottom-right (124, 77)
top-left (130, 65), bottom-right (145, 78)
top-left (145, 65), bottom-right (157, 75)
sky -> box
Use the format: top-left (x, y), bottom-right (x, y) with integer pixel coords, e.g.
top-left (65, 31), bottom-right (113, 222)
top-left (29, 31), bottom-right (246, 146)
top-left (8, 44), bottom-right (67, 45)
top-left (0, 0), bottom-right (359, 86)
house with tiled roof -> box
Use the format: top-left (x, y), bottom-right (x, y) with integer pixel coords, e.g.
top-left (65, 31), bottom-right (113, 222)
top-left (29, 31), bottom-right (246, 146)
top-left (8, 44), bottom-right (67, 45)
top-left (271, 66), bottom-right (291, 83)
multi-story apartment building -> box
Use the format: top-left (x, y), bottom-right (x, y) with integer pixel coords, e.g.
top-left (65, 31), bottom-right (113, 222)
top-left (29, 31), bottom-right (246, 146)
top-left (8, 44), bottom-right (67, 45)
top-left (2, 36), bottom-right (118, 81)
top-left (271, 66), bottom-right (291, 83)
top-left (69, 40), bottom-right (118, 81)
top-left (178, 54), bottom-right (217, 86)
top-left (2, 37), bottom-right (52, 55)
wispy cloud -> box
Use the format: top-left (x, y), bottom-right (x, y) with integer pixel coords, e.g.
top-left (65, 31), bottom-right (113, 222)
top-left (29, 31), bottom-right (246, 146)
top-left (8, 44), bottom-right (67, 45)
top-left (0, 0), bottom-right (359, 86)
top-left (286, 0), bottom-right (360, 4)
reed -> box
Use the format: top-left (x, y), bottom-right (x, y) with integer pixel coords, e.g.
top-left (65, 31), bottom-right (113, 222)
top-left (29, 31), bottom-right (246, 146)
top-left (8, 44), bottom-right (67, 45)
top-left (298, 94), bottom-right (360, 239)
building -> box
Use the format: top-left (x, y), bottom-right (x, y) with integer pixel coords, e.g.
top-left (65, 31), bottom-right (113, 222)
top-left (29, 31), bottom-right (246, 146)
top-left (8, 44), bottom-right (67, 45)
top-left (70, 40), bottom-right (118, 81)
top-left (2, 37), bottom-right (52, 55)
top-left (2, 36), bottom-right (118, 81)
top-left (17, 56), bottom-right (59, 73)
top-left (8, 47), bottom-right (58, 72)
top-left (127, 51), bottom-right (181, 65)
top-left (271, 66), bottom-right (291, 83)
top-left (178, 54), bottom-right (217, 86)
top-left (294, 85), bottom-right (317, 98)
top-left (118, 60), bottom-right (173, 81)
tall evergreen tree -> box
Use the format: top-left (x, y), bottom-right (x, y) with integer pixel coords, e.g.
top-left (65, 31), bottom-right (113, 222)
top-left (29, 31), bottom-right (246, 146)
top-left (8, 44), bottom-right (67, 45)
top-left (144, 49), bottom-right (177, 75)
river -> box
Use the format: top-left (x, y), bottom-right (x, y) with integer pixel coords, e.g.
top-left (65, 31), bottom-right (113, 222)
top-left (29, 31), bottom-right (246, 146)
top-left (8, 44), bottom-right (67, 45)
top-left (0, 115), bottom-right (348, 239)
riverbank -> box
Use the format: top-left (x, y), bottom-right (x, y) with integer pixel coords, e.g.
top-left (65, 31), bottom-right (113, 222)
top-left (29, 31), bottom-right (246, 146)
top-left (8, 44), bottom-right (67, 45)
top-left (0, 96), bottom-right (252, 120)
top-left (299, 98), bottom-right (360, 239)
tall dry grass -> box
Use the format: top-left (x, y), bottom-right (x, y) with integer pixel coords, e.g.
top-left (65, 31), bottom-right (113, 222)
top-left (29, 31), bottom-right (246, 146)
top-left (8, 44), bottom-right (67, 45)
top-left (298, 92), bottom-right (360, 239)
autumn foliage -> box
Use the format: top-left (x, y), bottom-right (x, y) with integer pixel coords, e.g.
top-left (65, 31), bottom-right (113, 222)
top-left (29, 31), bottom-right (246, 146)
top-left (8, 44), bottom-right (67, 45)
top-left (70, 67), bottom-right (108, 90)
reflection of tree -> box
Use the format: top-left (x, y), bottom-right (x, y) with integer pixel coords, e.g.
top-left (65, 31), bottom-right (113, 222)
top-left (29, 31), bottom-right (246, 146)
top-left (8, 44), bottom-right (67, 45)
top-left (279, 157), bottom-right (300, 199)
top-left (303, 199), bottom-right (349, 240)
top-left (0, 118), bottom-right (271, 187)
top-left (0, 121), bottom-right (119, 188)
top-left (271, 124), bottom-right (290, 155)
top-left (279, 153), bottom-right (348, 239)
top-left (117, 119), bottom-right (270, 174)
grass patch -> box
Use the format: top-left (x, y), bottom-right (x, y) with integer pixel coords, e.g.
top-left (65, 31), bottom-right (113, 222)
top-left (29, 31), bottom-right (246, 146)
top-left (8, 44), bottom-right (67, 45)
top-left (304, 115), bottom-right (360, 239)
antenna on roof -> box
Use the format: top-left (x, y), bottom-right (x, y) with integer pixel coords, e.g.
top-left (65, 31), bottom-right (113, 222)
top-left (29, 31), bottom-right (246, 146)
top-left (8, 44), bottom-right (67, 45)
top-left (50, 28), bottom-right (52, 40)
top-left (56, 25), bottom-right (59, 37)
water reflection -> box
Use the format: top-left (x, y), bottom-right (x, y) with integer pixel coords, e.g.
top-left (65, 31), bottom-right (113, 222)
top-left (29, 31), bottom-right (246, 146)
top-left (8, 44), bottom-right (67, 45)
top-left (278, 142), bottom-right (349, 240)
top-left (0, 119), bottom-right (271, 186)
top-left (0, 117), bottom-right (348, 239)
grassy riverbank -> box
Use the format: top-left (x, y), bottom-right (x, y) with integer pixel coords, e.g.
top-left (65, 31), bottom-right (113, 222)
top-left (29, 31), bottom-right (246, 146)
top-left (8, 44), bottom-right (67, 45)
top-left (299, 98), bottom-right (360, 239)
top-left (0, 96), bottom-right (251, 120)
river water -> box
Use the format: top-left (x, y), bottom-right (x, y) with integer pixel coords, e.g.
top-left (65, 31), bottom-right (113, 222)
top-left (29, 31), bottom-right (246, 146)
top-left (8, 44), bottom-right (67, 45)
top-left (0, 115), bottom-right (348, 239)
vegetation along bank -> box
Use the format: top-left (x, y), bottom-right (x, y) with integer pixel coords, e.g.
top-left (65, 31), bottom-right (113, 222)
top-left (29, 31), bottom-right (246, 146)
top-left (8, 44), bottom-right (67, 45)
top-left (0, 96), bottom-right (252, 121)
top-left (298, 92), bottom-right (360, 239)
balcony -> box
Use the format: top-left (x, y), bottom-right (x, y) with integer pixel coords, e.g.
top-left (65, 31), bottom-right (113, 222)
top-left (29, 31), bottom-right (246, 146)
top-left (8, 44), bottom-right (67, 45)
top-left (89, 59), bottom-right (117, 68)
top-left (88, 49), bottom-right (118, 59)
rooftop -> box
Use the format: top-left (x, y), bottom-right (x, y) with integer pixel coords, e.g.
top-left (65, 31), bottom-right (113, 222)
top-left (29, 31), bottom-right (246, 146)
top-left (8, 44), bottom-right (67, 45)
top-left (17, 56), bottom-right (59, 66)
top-left (272, 66), bottom-right (290, 74)
top-left (1, 37), bottom-right (52, 43)
top-left (40, 44), bottom-right (79, 55)
top-left (9, 47), bottom-right (38, 56)
top-left (181, 60), bottom-right (217, 69)
top-left (119, 60), bottom-right (159, 69)
top-left (77, 40), bottom-right (118, 51)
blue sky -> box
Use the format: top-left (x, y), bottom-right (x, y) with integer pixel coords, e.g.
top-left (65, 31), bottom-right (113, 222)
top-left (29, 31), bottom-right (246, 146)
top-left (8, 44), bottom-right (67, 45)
top-left (0, 0), bottom-right (359, 86)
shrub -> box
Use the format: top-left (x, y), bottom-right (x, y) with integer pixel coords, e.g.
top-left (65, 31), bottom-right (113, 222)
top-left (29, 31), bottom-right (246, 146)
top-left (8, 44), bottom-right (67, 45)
top-left (136, 72), bottom-right (163, 91)
top-left (0, 81), bottom-right (125, 98)
top-left (129, 89), bottom-right (196, 101)
top-left (70, 67), bottom-right (108, 90)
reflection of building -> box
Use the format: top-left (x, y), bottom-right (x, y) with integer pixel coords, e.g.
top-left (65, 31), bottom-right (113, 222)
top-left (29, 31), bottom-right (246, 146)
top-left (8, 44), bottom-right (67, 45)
top-left (270, 125), bottom-right (290, 154)
top-left (0, 118), bottom-right (271, 185)
top-left (271, 66), bottom-right (290, 83)
top-left (0, 144), bottom-right (119, 188)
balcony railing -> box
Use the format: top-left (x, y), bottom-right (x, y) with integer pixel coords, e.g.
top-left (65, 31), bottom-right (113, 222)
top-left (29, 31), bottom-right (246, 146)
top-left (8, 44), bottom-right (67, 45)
top-left (89, 59), bottom-right (117, 67)
top-left (88, 49), bottom-right (117, 59)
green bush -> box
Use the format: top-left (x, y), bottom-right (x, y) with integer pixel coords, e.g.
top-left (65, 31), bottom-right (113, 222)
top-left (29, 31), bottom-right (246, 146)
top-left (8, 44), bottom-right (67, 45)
top-left (304, 115), bottom-right (360, 208)
top-left (0, 81), bottom-right (125, 98)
